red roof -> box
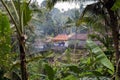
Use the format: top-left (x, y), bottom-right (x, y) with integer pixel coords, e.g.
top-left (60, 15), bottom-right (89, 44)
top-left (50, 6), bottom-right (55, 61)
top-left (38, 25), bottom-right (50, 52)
top-left (53, 34), bottom-right (68, 41)
top-left (69, 34), bottom-right (87, 40)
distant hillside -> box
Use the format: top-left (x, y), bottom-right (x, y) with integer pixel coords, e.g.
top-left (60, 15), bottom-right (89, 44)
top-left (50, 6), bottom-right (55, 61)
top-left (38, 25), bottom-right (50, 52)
top-left (29, 0), bottom-right (96, 37)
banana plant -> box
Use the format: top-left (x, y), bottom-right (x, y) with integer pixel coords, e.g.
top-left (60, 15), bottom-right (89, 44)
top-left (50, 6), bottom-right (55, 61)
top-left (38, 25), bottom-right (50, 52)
top-left (86, 39), bottom-right (114, 73)
top-left (0, 0), bottom-right (32, 80)
top-left (79, 13), bottom-right (114, 58)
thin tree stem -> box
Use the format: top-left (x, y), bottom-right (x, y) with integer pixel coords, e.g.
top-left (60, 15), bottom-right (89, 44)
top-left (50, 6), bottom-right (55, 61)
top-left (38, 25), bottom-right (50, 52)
top-left (10, 0), bottom-right (19, 21)
top-left (0, 0), bottom-right (21, 37)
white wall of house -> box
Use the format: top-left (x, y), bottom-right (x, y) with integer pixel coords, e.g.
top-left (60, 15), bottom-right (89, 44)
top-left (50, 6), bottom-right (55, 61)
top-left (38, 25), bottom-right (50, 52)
top-left (65, 41), bottom-right (69, 47)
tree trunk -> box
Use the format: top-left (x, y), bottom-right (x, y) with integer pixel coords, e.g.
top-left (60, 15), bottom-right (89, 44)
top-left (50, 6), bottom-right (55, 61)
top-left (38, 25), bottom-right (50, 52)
top-left (106, 0), bottom-right (120, 77)
top-left (109, 10), bottom-right (120, 78)
top-left (19, 35), bottom-right (28, 80)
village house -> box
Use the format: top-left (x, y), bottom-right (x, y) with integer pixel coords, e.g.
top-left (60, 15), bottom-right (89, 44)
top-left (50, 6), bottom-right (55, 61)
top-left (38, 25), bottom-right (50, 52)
top-left (52, 33), bottom-right (101, 49)
top-left (52, 33), bottom-right (88, 50)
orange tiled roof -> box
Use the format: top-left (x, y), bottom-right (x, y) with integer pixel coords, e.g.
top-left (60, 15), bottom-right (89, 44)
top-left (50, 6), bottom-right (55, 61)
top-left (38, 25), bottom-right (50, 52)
top-left (53, 34), bottom-right (68, 41)
top-left (53, 33), bottom-right (88, 41)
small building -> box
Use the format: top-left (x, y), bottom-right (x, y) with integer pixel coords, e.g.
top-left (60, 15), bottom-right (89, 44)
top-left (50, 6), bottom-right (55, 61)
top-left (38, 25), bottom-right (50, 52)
top-left (52, 34), bottom-right (69, 53)
top-left (68, 33), bottom-right (88, 48)
top-left (53, 34), bottom-right (68, 41)
top-left (52, 33), bottom-right (88, 48)
top-left (52, 33), bottom-right (101, 50)
top-left (52, 34), bottom-right (69, 47)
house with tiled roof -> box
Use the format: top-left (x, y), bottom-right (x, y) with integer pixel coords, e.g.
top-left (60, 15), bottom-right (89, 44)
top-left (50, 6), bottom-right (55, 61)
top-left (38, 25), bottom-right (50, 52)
top-left (52, 33), bottom-right (101, 49)
top-left (52, 33), bottom-right (88, 48)
top-left (52, 34), bottom-right (69, 48)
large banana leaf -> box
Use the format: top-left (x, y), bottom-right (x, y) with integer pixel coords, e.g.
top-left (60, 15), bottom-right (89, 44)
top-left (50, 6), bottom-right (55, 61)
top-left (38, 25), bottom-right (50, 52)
top-left (86, 39), bottom-right (114, 73)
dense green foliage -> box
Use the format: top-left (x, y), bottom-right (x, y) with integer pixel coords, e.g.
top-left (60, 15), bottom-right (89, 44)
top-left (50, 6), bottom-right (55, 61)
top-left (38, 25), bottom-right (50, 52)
top-left (0, 0), bottom-right (120, 80)
top-left (112, 0), bottom-right (120, 10)
top-left (0, 12), bottom-right (12, 80)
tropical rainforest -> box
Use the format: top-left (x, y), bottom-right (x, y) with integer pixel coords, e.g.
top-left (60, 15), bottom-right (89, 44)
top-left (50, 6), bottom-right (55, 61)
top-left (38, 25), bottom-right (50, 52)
top-left (0, 0), bottom-right (120, 80)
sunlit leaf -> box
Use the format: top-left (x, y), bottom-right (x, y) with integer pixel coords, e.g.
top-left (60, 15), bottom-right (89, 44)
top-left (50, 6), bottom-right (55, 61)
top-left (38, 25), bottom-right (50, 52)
top-left (112, 0), bottom-right (120, 11)
top-left (62, 75), bottom-right (78, 80)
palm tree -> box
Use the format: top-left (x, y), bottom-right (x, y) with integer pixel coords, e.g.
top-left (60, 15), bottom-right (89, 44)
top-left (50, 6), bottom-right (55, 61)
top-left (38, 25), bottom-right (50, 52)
top-left (0, 0), bottom-right (32, 80)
